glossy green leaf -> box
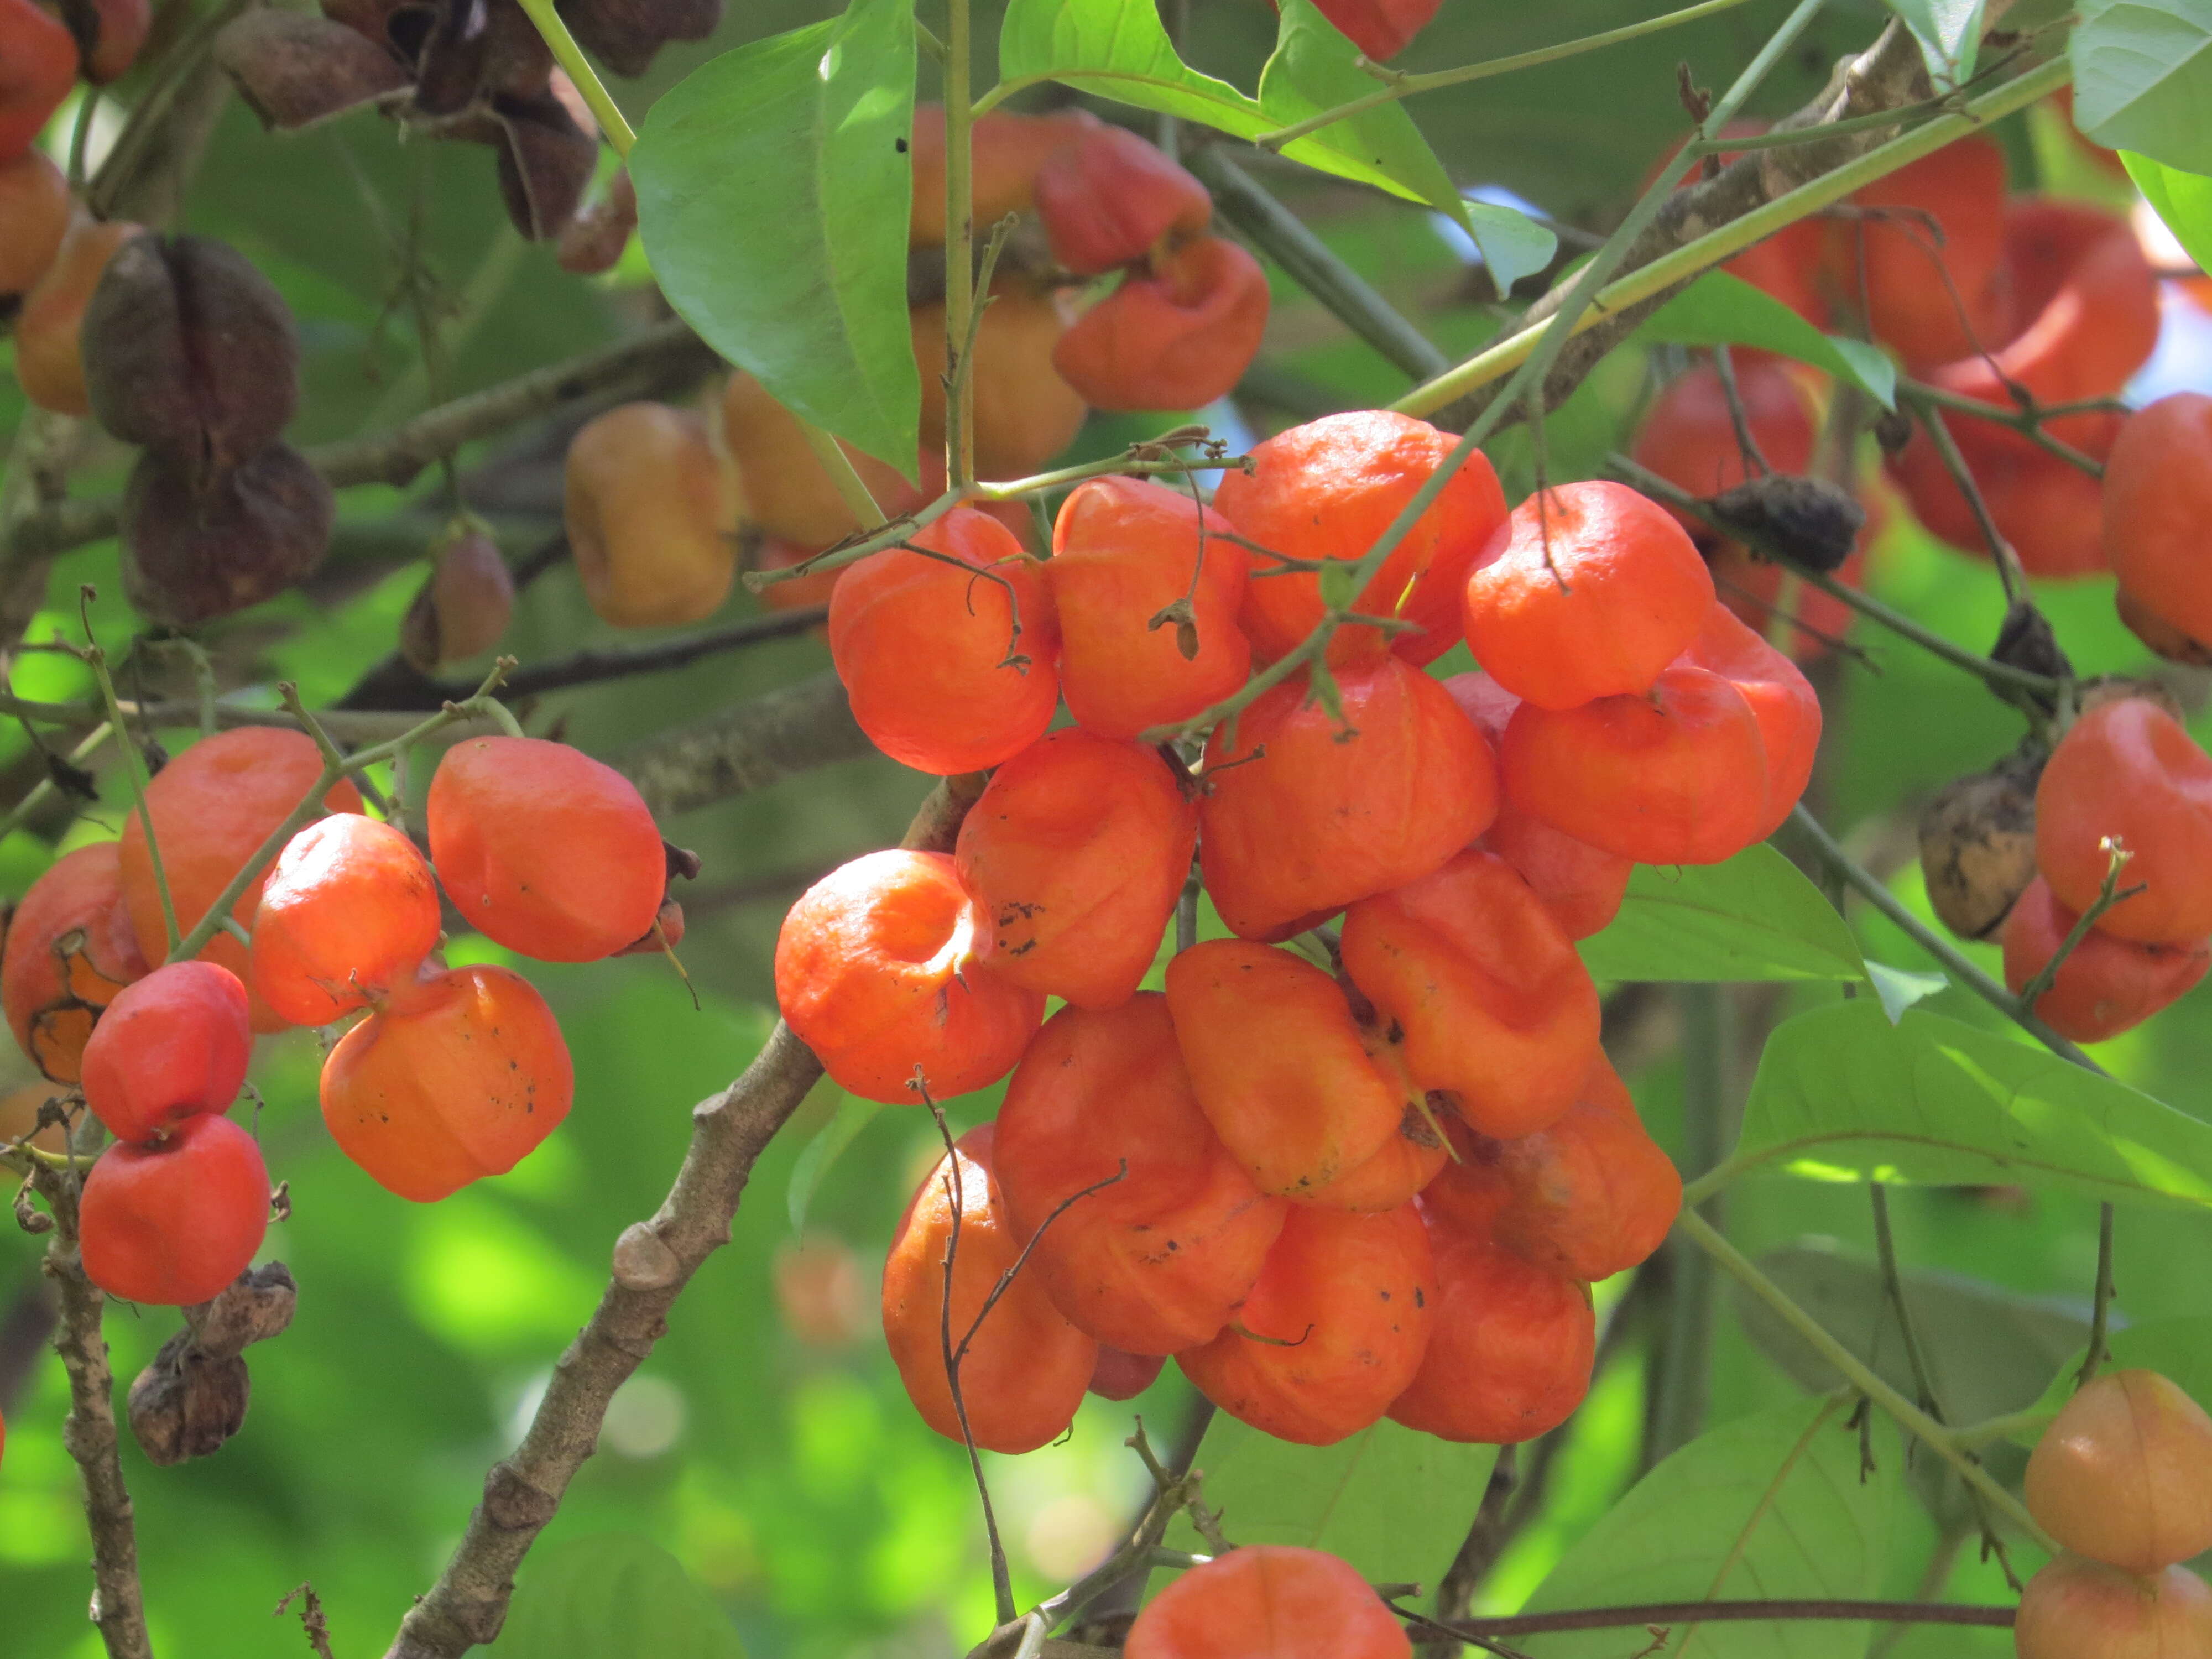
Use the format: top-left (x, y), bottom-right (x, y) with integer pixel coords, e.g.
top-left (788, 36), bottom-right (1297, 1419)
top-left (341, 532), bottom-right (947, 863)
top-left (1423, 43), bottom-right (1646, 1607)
top-left (787, 1092), bottom-right (883, 1234)
top-left (1160, 1416), bottom-right (1496, 1591)
top-left (1578, 844), bottom-right (1868, 984)
top-left (2016, 1317), bottom-right (2212, 1446)
top-left (1735, 1243), bottom-right (2090, 1432)
top-left (495, 1534), bottom-right (745, 1657)
top-left (1634, 272), bottom-right (1898, 408)
top-left (1886, 0), bottom-right (1987, 85)
top-left (1516, 1394), bottom-right (1901, 1658)
top-left (2124, 150), bottom-right (2212, 273)
top-left (1720, 999), bottom-right (2212, 1206)
top-left (2073, 0), bottom-right (2212, 175)
top-left (633, 0), bottom-right (919, 474)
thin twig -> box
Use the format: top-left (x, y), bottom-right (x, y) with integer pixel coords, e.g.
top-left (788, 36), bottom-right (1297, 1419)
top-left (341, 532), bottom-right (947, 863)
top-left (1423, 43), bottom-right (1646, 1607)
top-left (1912, 404), bottom-right (2030, 604)
top-left (2077, 1202), bottom-right (2116, 1390)
top-left (1438, 1598), bottom-right (2014, 1639)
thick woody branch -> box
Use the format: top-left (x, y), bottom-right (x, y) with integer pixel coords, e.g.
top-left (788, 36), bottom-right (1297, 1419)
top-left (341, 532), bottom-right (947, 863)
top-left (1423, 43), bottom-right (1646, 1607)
top-left (1432, 20), bottom-right (1932, 432)
top-left (614, 671), bottom-right (874, 818)
top-left (384, 774), bottom-right (984, 1659)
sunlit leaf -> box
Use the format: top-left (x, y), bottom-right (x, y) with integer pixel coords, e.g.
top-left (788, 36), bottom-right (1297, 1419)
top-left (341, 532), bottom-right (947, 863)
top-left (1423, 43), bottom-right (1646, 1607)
top-left (1723, 999), bottom-right (2212, 1206)
top-left (633, 0), bottom-right (919, 474)
top-left (495, 1533), bottom-right (745, 1657)
top-left (1516, 1394), bottom-right (1901, 1658)
top-left (2123, 150), bottom-right (2212, 272)
top-left (2073, 0), bottom-right (2212, 175)
top-left (1866, 961), bottom-right (1949, 1024)
top-left (1578, 844), bottom-right (1868, 984)
top-left (1634, 272), bottom-right (1898, 408)
top-left (1886, 0), bottom-right (1987, 85)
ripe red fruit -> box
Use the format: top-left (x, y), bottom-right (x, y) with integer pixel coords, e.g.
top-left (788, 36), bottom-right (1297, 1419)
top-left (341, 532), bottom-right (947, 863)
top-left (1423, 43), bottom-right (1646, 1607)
top-left (1630, 361), bottom-right (1818, 542)
top-left (994, 995), bottom-right (1287, 1353)
top-left (2105, 393), bottom-right (2212, 645)
top-left (1423, 1055), bottom-right (1682, 1282)
top-left (1051, 232), bottom-right (1270, 414)
top-left (1886, 408), bottom-right (2119, 579)
top-left (1215, 410), bottom-right (1509, 669)
top-left (1165, 940), bottom-right (1442, 1211)
top-left (118, 727), bottom-right (365, 1032)
top-left (0, 0), bottom-right (78, 162)
top-left (2002, 878), bottom-right (2209, 1044)
top-left (774, 850), bottom-right (1044, 1104)
top-left (881, 1124), bottom-right (1098, 1454)
top-left (827, 507), bottom-right (1060, 775)
top-left (1678, 601), bottom-right (1823, 839)
top-left (1046, 474), bottom-right (1252, 739)
top-left (1340, 848), bottom-right (1603, 1140)
top-left (1089, 1347), bottom-right (1167, 1401)
top-left (2025, 1369), bottom-right (2212, 1573)
top-left (79, 962), bottom-right (252, 1146)
top-left (1125, 1545), bottom-right (1412, 1659)
top-left (427, 735), bottom-right (666, 962)
top-left (319, 963), bottom-right (573, 1202)
top-left (1307, 0), bottom-right (1442, 61)
top-left (1177, 1201), bottom-right (1436, 1446)
top-left (1500, 662), bottom-right (1770, 865)
top-left (2034, 698), bottom-right (2212, 946)
top-left (1032, 122), bottom-right (1211, 276)
top-left (1389, 1215), bottom-right (1594, 1444)
top-left (251, 813), bottom-right (443, 1026)
top-left (0, 147), bottom-right (69, 298)
top-left (1, 842), bottom-right (149, 1082)
top-left (79, 1113), bottom-right (269, 1306)
top-left (2013, 1557), bottom-right (2212, 1659)
top-left (1829, 137), bottom-right (2010, 367)
top-left (1198, 656), bottom-right (1496, 941)
top-left (1464, 481), bottom-right (1717, 711)
top-left (953, 730), bottom-right (1198, 1009)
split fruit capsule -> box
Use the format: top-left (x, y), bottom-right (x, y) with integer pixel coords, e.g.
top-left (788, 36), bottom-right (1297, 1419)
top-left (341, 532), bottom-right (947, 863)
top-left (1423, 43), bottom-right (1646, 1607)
top-left (2034, 697), bottom-right (2212, 946)
top-left (2002, 878), bottom-right (2209, 1044)
top-left (1, 842), bottom-right (149, 1083)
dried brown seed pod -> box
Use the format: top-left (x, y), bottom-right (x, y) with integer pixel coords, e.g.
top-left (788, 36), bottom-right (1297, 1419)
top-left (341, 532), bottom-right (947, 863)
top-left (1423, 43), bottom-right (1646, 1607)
top-left (399, 525), bottom-right (515, 669)
top-left (81, 234), bottom-right (301, 466)
top-left (481, 88), bottom-right (597, 241)
top-left (1704, 472), bottom-right (1864, 576)
top-left (1918, 749), bottom-right (2042, 941)
top-left (557, 168), bottom-right (637, 276)
top-left (123, 444), bottom-right (335, 628)
top-left (216, 9), bottom-right (411, 129)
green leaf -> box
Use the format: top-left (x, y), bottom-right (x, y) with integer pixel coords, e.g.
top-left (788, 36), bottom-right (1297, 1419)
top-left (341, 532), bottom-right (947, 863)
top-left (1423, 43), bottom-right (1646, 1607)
top-left (1634, 272), bottom-right (1898, 409)
top-left (1459, 204), bottom-right (1561, 295)
top-left (1886, 0), bottom-right (1987, 86)
top-left (1578, 844), bottom-right (1869, 984)
top-left (1734, 1242), bottom-right (2091, 1432)
top-left (495, 1534), bottom-right (745, 1658)
top-left (1517, 1394), bottom-right (1900, 1658)
top-left (2073, 0), bottom-right (2212, 175)
top-left (1866, 961), bottom-right (1949, 1024)
top-left (2124, 150), bottom-right (2212, 272)
top-left (787, 1092), bottom-right (883, 1234)
top-left (633, 2), bottom-right (920, 476)
top-left (1722, 999), bottom-right (2212, 1206)
top-left (2016, 1317), bottom-right (2212, 1446)
top-left (997, 0), bottom-right (1524, 234)
top-left (1160, 1416), bottom-right (1496, 1591)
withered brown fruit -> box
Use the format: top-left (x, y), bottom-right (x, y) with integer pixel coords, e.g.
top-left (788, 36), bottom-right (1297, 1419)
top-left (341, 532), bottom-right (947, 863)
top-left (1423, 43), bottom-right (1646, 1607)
top-left (1704, 472), bottom-right (1865, 575)
top-left (1919, 748), bottom-right (2043, 941)
top-left (556, 0), bottom-right (720, 78)
top-left (215, 11), bottom-right (412, 131)
top-left (127, 1262), bottom-right (296, 1465)
top-left (486, 89), bottom-right (596, 241)
top-left (123, 444), bottom-right (335, 628)
top-left (81, 234), bottom-right (301, 467)
top-left (399, 525), bottom-right (515, 669)
top-left (557, 168), bottom-right (637, 276)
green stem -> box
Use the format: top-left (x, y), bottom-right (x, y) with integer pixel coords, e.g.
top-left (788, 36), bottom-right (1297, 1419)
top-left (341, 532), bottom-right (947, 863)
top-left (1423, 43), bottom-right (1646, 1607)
top-left (2077, 1202), bottom-right (2115, 1389)
top-left (1950, 1407), bottom-right (2051, 1453)
top-left (1900, 379), bottom-right (2105, 477)
top-left (943, 0), bottom-right (976, 489)
top-left (88, 648), bottom-right (179, 955)
top-left (513, 0), bottom-right (637, 155)
top-left (797, 421), bottom-right (886, 530)
top-left (1252, 0), bottom-right (1764, 153)
top-left (1392, 55), bottom-right (2073, 421)
top-left (1650, 984), bottom-right (1729, 1464)
top-left (1913, 404), bottom-right (2029, 604)
top-left (1677, 1208), bottom-right (2059, 1552)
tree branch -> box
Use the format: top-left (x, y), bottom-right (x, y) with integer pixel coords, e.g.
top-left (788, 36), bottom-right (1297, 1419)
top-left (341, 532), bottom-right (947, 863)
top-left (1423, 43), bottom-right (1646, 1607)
top-left (613, 671), bottom-right (874, 818)
top-left (385, 772), bottom-right (986, 1659)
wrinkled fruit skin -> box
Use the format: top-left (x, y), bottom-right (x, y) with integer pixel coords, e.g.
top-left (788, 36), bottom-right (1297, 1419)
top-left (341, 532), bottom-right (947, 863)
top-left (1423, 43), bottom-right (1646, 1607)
top-left (881, 1125), bottom-right (1097, 1454)
top-left (774, 850), bottom-right (1044, 1104)
top-left (1, 842), bottom-right (149, 1083)
top-left (1217, 410), bottom-right (1509, 669)
top-left (564, 402), bottom-right (737, 629)
top-left (320, 963), bottom-right (574, 1201)
top-left (119, 728), bottom-right (365, 1032)
top-left (1125, 1545), bottom-right (1412, 1659)
top-left (1033, 120), bottom-right (1211, 275)
top-left (1177, 1201), bottom-right (1436, 1446)
top-left (251, 813), bottom-right (444, 1027)
top-left (79, 1114), bottom-right (270, 1307)
top-left (79, 962), bottom-right (252, 1146)
top-left (1920, 760), bottom-right (2041, 941)
top-left (123, 442), bottom-right (336, 628)
top-left (2025, 1369), bottom-right (2212, 1574)
top-left (428, 735), bottom-right (667, 962)
top-left (2002, 878), bottom-right (2209, 1044)
top-left (912, 281), bottom-right (1089, 482)
top-left (994, 995), bottom-right (1287, 1354)
top-left (828, 507), bottom-right (1061, 776)
top-left (953, 729), bottom-right (1197, 1009)
top-left (1199, 658), bottom-right (1496, 941)
top-left (2034, 698), bottom-right (2212, 946)
top-left (2014, 1557), bottom-right (2212, 1659)
top-left (1051, 233), bottom-right (1269, 414)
